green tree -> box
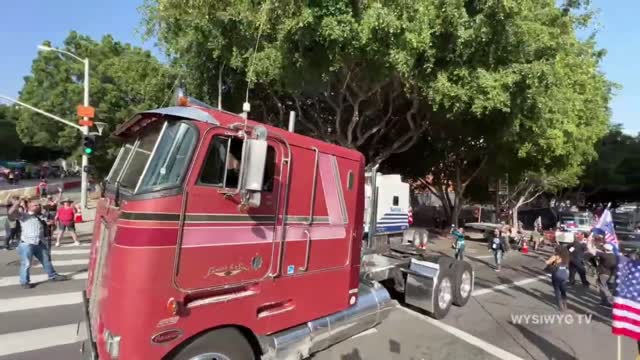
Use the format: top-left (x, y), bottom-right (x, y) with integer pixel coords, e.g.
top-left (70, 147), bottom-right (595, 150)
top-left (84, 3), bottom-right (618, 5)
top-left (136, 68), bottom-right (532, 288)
top-left (144, 0), bottom-right (612, 226)
top-left (580, 125), bottom-right (640, 194)
top-left (0, 105), bottom-right (24, 160)
top-left (389, 0), bottom-right (612, 225)
top-left (16, 31), bottom-right (176, 177)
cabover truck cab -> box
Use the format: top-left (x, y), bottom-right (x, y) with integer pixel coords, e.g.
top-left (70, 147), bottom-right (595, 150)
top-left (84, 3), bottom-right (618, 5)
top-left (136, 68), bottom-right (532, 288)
top-left (81, 90), bottom-right (474, 360)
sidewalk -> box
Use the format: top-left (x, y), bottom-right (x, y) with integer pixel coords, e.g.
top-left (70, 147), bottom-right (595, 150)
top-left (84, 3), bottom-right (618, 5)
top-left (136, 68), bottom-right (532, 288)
top-left (0, 178), bottom-right (81, 206)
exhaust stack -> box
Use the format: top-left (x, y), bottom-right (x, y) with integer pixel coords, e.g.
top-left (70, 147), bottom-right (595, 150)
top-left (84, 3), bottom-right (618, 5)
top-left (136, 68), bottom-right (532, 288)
top-left (288, 111), bottom-right (296, 132)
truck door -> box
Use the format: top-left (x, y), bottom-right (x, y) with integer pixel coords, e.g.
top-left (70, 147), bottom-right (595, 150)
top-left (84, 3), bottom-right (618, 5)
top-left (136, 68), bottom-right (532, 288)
top-left (280, 151), bottom-right (351, 275)
top-left (174, 129), bottom-right (283, 291)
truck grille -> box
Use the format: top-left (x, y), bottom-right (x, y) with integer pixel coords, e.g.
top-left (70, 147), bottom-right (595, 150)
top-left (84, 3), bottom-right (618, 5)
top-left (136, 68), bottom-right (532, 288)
top-left (88, 221), bottom-right (111, 340)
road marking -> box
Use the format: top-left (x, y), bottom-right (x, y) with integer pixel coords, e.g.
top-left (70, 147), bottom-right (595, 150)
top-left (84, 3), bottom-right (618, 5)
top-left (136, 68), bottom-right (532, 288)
top-left (472, 275), bottom-right (548, 297)
top-left (399, 307), bottom-right (526, 360)
top-left (59, 243), bottom-right (90, 247)
top-left (34, 258), bottom-right (88, 268)
top-left (0, 292), bottom-right (82, 313)
top-left (0, 323), bottom-right (85, 356)
top-left (474, 255), bottom-right (494, 259)
top-left (0, 271), bottom-right (88, 287)
top-left (51, 248), bottom-right (90, 255)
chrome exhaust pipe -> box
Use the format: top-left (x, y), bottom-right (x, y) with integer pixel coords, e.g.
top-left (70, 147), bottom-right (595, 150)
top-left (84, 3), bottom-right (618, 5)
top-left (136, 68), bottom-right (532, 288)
top-left (260, 280), bottom-right (393, 360)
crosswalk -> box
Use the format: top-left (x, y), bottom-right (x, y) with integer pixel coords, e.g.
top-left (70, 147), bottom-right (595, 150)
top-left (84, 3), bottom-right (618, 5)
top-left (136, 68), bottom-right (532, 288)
top-left (0, 242), bottom-right (90, 359)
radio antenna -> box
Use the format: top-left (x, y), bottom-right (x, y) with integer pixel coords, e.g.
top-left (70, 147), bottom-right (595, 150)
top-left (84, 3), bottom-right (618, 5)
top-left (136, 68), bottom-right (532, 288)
top-left (243, 0), bottom-right (271, 123)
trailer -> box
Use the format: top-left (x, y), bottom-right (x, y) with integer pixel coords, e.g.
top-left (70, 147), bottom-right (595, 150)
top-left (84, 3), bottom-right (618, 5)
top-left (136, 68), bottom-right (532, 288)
top-left (79, 88), bottom-right (474, 360)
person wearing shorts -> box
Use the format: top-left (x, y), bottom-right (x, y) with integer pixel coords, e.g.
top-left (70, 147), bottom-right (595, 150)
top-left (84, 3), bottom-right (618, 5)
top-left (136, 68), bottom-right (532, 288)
top-left (54, 199), bottom-right (79, 246)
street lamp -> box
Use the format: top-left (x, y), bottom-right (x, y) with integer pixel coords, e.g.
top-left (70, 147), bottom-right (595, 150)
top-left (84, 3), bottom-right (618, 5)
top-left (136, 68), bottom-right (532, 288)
top-left (38, 44), bottom-right (91, 209)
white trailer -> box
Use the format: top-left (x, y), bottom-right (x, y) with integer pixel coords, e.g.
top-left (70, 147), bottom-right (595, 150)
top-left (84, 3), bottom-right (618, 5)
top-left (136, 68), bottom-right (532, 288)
top-left (364, 173), bottom-right (410, 236)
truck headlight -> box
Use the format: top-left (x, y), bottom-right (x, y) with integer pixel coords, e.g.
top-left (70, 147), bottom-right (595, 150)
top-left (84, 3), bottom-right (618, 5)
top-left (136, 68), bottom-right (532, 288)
top-left (103, 329), bottom-right (121, 359)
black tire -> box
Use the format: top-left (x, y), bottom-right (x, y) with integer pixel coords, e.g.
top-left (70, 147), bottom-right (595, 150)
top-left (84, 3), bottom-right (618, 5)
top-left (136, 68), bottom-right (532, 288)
top-left (431, 273), bottom-right (454, 319)
top-left (451, 261), bottom-right (473, 307)
top-left (170, 328), bottom-right (255, 360)
top-left (437, 256), bottom-right (455, 271)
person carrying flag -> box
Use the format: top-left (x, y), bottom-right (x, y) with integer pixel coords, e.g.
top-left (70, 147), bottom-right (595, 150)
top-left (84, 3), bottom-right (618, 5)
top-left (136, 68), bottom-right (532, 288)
top-left (594, 207), bottom-right (619, 256)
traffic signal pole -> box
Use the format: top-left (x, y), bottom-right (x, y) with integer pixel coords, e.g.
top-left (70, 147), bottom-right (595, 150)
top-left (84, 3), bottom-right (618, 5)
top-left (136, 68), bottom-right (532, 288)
top-left (80, 58), bottom-right (90, 209)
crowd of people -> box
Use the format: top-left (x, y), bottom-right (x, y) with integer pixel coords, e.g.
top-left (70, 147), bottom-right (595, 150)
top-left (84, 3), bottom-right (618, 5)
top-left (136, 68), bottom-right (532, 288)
top-left (544, 232), bottom-right (618, 311)
top-left (3, 188), bottom-right (83, 289)
top-left (448, 219), bottom-right (624, 312)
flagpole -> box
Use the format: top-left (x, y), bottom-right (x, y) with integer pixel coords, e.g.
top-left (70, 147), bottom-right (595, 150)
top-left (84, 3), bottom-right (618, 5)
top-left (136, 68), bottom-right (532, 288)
top-left (617, 335), bottom-right (622, 360)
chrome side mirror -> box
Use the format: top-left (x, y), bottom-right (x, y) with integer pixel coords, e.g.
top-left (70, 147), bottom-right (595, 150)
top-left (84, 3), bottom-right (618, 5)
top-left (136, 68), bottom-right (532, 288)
top-left (238, 126), bottom-right (268, 208)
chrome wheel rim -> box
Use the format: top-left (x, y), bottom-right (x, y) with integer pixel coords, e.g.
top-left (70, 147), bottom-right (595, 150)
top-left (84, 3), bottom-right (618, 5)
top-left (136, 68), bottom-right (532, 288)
top-left (438, 278), bottom-right (452, 309)
top-left (190, 353), bottom-right (231, 360)
top-left (460, 271), bottom-right (472, 299)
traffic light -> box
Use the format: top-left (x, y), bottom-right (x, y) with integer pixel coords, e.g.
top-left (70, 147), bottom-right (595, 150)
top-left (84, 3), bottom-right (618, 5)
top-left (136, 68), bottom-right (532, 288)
top-left (83, 135), bottom-right (96, 156)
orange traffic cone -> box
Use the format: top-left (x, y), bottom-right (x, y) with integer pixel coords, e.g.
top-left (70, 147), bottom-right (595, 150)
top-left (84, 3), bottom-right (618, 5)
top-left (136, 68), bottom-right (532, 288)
top-left (521, 239), bottom-right (529, 254)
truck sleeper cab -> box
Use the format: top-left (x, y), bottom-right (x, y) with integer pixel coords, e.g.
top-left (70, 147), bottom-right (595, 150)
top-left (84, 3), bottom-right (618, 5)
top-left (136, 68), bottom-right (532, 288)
top-left (81, 91), bottom-right (473, 360)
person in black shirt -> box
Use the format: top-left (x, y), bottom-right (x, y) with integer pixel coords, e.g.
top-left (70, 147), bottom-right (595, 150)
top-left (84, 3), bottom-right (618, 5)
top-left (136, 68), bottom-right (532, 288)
top-left (546, 245), bottom-right (571, 311)
top-left (595, 243), bottom-right (617, 307)
top-left (567, 239), bottom-right (590, 287)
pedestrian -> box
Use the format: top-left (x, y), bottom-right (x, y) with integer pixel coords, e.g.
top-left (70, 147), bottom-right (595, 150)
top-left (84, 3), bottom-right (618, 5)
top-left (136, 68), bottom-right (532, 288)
top-left (7, 170), bottom-right (15, 185)
top-left (488, 229), bottom-right (508, 271)
top-left (594, 243), bottom-right (617, 307)
top-left (38, 178), bottom-right (48, 198)
top-left (7, 197), bottom-right (65, 288)
top-left (54, 198), bottom-right (80, 247)
top-left (545, 245), bottom-right (570, 311)
top-left (534, 216), bottom-right (542, 232)
top-left (451, 226), bottom-right (466, 260)
top-left (43, 190), bottom-right (62, 247)
top-left (567, 238), bottom-right (590, 287)
top-left (530, 228), bottom-right (543, 251)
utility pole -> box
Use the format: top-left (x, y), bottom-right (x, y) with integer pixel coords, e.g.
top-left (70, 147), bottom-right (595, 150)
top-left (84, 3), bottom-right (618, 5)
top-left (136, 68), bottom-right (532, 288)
top-left (38, 45), bottom-right (91, 209)
top-left (80, 58), bottom-right (90, 209)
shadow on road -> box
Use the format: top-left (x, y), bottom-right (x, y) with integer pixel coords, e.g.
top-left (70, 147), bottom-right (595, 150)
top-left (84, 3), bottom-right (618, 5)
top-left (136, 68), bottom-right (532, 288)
top-left (512, 323), bottom-right (578, 360)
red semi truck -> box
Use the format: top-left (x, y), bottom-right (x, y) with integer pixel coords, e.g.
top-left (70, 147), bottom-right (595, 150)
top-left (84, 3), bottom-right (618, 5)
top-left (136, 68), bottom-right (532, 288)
top-left (80, 89), bottom-right (474, 360)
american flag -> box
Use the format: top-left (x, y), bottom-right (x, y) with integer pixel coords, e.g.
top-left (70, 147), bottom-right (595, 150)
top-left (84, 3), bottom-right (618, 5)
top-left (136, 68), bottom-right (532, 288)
top-left (613, 259), bottom-right (640, 340)
top-left (595, 209), bottom-right (618, 245)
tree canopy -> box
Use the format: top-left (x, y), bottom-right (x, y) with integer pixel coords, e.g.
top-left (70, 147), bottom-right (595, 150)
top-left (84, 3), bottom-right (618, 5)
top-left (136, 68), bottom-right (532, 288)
top-left (16, 31), bottom-right (176, 176)
top-left (0, 105), bottom-right (23, 160)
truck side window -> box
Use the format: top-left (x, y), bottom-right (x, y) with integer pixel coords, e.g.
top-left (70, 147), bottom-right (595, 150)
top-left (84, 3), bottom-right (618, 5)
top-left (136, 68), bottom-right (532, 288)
top-left (199, 136), bottom-right (276, 192)
top-left (393, 196), bottom-right (399, 206)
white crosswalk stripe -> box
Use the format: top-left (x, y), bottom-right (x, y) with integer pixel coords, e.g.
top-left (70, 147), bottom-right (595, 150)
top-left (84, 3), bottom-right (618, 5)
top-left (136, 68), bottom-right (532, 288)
top-left (0, 324), bottom-right (86, 356)
top-left (0, 237), bottom-right (91, 358)
top-left (51, 248), bottom-right (90, 255)
top-left (0, 292), bottom-right (82, 313)
top-left (33, 259), bottom-right (89, 268)
top-left (0, 271), bottom-right (88, 287)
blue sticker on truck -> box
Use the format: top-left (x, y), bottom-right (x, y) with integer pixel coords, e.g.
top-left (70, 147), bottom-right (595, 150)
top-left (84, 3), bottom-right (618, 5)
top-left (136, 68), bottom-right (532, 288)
top-left (287, 265), bottom-right (295, 275)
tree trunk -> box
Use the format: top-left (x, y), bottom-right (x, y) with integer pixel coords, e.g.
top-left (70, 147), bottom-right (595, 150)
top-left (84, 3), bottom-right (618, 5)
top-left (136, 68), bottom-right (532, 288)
top-left (451, 197), bottom-right (462, 227)
top-left (512, 203), bottom-right (520, 233)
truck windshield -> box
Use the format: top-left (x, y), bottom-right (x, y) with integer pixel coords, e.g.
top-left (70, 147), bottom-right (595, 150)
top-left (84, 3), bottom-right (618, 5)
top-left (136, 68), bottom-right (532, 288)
top-left (107, 120), bottom-right (198, 193)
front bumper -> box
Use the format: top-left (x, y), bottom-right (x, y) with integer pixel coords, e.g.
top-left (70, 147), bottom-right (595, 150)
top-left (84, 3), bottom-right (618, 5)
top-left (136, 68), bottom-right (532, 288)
top-left (80, 290), bottom-right (99, 360)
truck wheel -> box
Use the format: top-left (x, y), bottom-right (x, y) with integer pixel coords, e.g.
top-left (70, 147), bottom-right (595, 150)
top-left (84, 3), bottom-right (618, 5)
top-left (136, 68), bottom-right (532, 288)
top-left (452, 261), bottom-right (473, 307)
top-left (437, 257), bottom-right (455, 271)
top-left (431, 274), bottom-right (453, 319)
top-left (170, 328), bottom-right (256, 360)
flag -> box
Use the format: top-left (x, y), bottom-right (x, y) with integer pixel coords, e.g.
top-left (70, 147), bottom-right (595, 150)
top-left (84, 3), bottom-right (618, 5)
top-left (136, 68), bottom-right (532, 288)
top-left (613, 259), bottom-right (640, 340)
top-left (595, 209), bottom-right (618, 245)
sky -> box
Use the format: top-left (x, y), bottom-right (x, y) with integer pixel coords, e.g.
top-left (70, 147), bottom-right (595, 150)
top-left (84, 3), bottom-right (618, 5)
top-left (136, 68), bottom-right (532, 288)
top-left (0, 1), bottom-right (638, 135)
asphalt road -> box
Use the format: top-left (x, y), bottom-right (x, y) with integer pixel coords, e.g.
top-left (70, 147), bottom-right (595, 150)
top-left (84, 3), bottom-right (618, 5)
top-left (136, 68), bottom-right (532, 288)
top-left (314, 243), bottom-right (639, 360)
top-left (0, 225), bottom-right (637, 360)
